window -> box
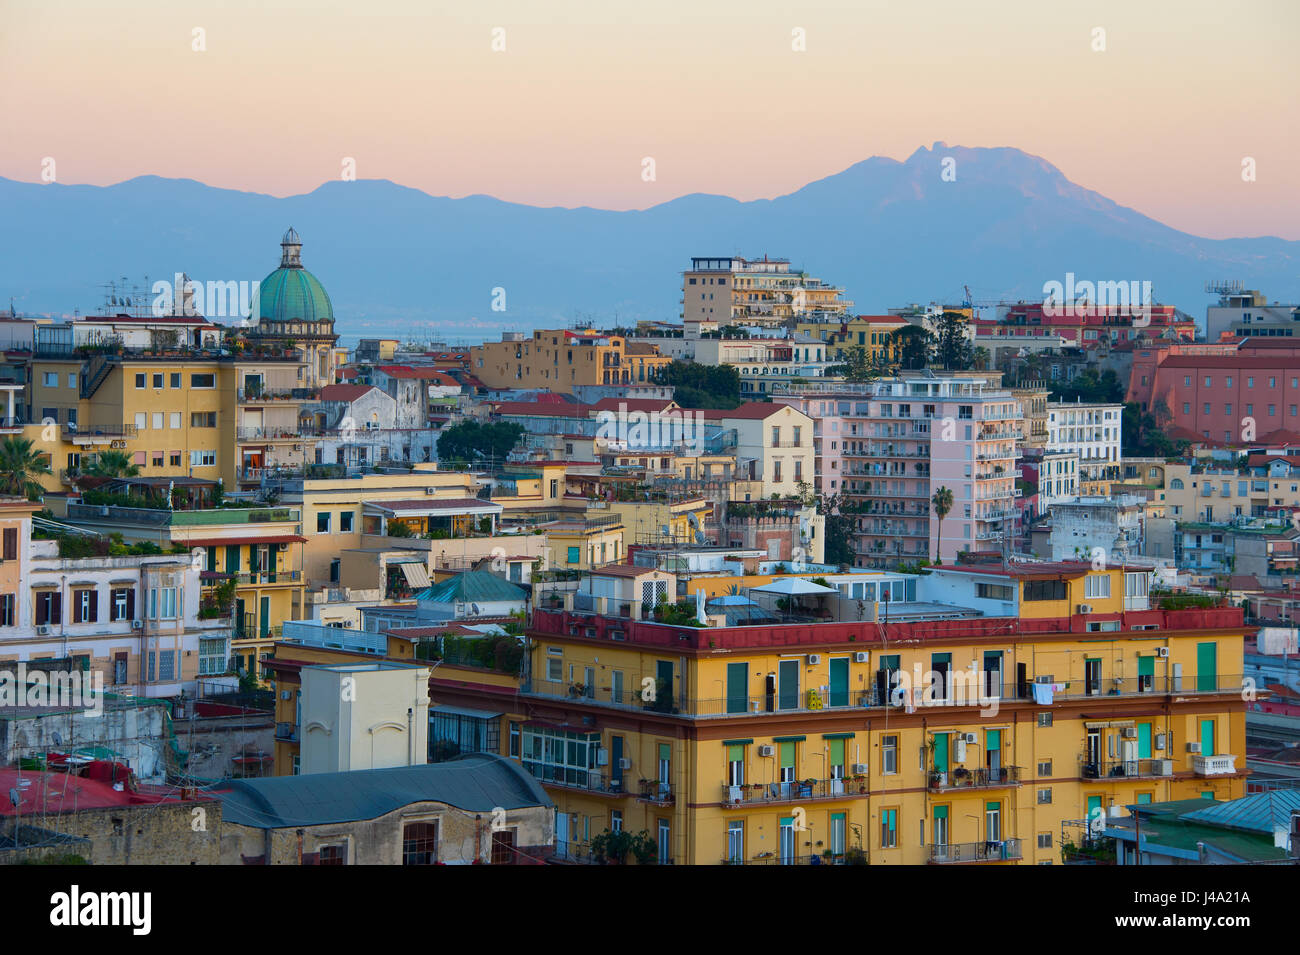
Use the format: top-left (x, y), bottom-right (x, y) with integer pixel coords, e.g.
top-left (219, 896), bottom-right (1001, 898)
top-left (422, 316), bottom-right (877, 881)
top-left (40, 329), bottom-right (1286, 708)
top-left (152, 412), bottom-right (163, 430)
top-left (1037, 713), bottom-right (1052, 727)
top-left (111, 587), bottom-right (135, 621)
top-left (148, 586), bottom-right (178, 620)
top-left (491, 829), bottom-right (516, 865)
top-left (976, 582), bottom-right (1014, 601)
top-left (189, 450), bottom-right (216, 467)
top-left (198, 637), bottom-right (227, 676)
top-left (190, 411), bottom-right (217, 428)
top-left (1023, 580), bottom-right (1067, 601)
top-left (152, 451), bottom-right (164, 468)
top-left (1037, 833), bottom-right (1053, 849)
top-left (1037, 760), bottom-right (1053, 776)
top-left (882, 734), bottom-right (897, 774)
top-left (170, 373), bottom-right (181, 388)
top-left (72, 588), bottom-right (98, 624)
top-left (158, 649), bottom-right (176, 681)
top-left (727, 820), bottom-right (744, 863)
top-left (318, 844), bottom-right (347, 865)
top-left (135, 373), bottom-right (146, 389)
top-left (135, 412), bottom-right (147, 430)
top-left (881, 808), bottom-right (898, 848)
top-left (508, 722), bottom-right (520, 758)
top-left (2, 527), bottom-right (16, 560)
top-left (566, 546), bottom-right (580, 564)
top-left (546, 656), bottom-right (562, 682)
top-left (42, 371), bottom-right (57, 387)
top-left (339, 511), bottom-right (354, 533)
top-left (152, 373), bottom-right (164, 389)
top-left (317, 512), bottom-right (331, 533)
top-left (35, 590), bottom-right (61, 626)
top-left (0, 594), bottom-right (13, 627)
top-left (1084, 575), bottom-right (1110, 598)
top-left (170, 451), bottom-right (181, 467)
top-left (430, 709), bottom-right (500, 760)
top-left (190, 373), bottom-right (216, 388)
top-left (1037, 788), bottom-right (1052, 804)
top-left (169, 412), bottom-right (181, 429)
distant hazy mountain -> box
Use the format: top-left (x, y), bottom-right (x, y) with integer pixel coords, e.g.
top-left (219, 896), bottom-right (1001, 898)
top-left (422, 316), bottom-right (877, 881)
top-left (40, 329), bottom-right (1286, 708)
top-left (2, 142), bottom-right (1296, 342)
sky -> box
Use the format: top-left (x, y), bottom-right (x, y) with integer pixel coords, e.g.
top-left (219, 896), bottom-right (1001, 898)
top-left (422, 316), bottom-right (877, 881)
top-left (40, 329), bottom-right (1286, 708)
top-left (1, 0), bottom-right (1297, 239)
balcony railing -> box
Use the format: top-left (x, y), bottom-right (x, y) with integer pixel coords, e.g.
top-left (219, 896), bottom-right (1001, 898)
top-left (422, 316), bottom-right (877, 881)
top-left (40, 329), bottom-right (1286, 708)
top-left (928, 766), bottom-right (1022, 790)
top-left (205, 570), bottom-right (302, 586)
top-left (1193, 754), bottom-right (1237, 776)
top-left (929, 839), bottom-right (1022, 864)
top-left (723, 852), bottom-right (864, 865)
top-left (522, 762), bottom-right (630, 796)
top-left (721, 777), bottom-right (868, 805)
top-left (1081, 758), bottom-right (1172, 780)
top-left (1051, 674), bottom-right (1245, 700)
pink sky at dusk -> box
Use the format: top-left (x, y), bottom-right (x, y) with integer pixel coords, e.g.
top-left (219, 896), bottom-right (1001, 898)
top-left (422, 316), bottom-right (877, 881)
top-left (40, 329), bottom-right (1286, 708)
top-left (1, 0), bottom-right (1297, 239)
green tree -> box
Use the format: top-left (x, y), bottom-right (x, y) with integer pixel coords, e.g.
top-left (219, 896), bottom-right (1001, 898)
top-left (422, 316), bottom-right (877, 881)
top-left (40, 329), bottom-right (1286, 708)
top-left (590, 828), bottom-right (658, 865)
top-left (934, 312), bottom-right (973, 371)
top-left (891, 325), bottom-right (932, 371)
top-left (436, 421), bottom-right (525, 465)
top-left (659, 360), bottom-right (741, 409)
top-left (819, 491), bottom-right (859, 567)
top-left (930, 486), bottom-right (954, 565)
top-left (84, 450), bottom-right (141, 478)
top-left (0, 437), bottom-right (51, 500)
top-left (826, 345), bottom-right (876, 382)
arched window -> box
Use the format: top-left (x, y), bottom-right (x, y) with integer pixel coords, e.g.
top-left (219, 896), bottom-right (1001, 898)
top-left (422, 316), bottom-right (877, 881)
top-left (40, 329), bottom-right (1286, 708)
top-left (1170, 478), bottom-right (1184, 489)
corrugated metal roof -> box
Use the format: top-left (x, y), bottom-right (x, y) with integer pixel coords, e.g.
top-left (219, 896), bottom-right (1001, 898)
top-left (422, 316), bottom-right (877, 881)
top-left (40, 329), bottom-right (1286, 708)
top-left (417, 569), bottom-right (527, 605)
top-left (1181, 789), bottom-right (1300, 834)
top-left (219, 754), bottom-right (550, 828)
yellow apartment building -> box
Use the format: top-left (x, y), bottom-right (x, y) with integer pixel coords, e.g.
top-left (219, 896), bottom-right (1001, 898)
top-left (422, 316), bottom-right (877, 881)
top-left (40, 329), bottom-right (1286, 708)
top-left (469, 330), bottom-right (669, 393)
top-left (793, 315), bottom-right (907, 366)
top-left (432, 562), bottom-right (1249, 864)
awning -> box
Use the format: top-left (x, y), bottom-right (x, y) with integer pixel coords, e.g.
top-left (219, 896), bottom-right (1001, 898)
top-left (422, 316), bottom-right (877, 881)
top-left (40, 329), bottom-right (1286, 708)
top-left (399, 563), bottom-right (431, 588)
top-left (430, 705), bottom-right (503, 721)
top-left (186, 535), bottom-right (307, 547)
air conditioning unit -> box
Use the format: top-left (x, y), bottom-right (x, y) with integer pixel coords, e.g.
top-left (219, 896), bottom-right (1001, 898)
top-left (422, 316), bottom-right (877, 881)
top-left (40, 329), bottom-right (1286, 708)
top-left (36, 624), bottom-right (49, 635)
top-left (1077, 604), bottom-right (1093, 614)
top-left (1153, 759), bottom-right (1173, 776)
top-left (1122, 728), bottom-right (1138, 739)
top-left (853, 652), bottom-right (869, 664)
top-left (596, 748), bottom-right (609, 766)
top-left (131, 620), bottom-right (143, 630)
top-left (850, 763), bottom-right (868, 775)
top-left (757, 745), bottom-right (775, 757)
top-left (1157, 647), bottom-right (1169, 658)
top-left (617, 758), bottom-right (632, 770)
top-left (1186, 741), bottom-right (1202, 754)
top-left (962, 732), bottom-right (978, 744)
top-left (806, 653), bottom-right (822, 666)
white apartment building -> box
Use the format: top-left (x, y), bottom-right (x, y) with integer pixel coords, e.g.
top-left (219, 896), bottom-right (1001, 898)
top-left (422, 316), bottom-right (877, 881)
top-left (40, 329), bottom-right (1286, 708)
top-left (1046, 401), bottom-right (1123, 482)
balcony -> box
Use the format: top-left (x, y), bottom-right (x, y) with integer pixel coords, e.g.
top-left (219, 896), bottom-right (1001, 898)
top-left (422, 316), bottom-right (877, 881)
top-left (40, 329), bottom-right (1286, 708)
top-left (723, 851), bottom-right (866, 865)
top-left (1193, 754), bottom-right (1237, 776)
top-left (928, 766), bottom-right (1022, 791)
top-left (636, 779), bottom-right (675, 805)
top-left (928, 839), bottom-right (1022, 864)
top-left (274, 722), bottom-right (299, 742)
top-left (204, 570), bottom-right (302, 587)
top-left (1081, 758), bottom-right (1173, 780)
top-left (721, 776), bottom-right (868, 806)
top-left (522, 762), bottom-right (630, 796)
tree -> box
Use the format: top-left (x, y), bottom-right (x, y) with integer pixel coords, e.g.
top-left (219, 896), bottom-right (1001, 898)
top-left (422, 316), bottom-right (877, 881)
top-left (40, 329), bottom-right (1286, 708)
top-left (819, 491), bottom-right (860, 567)
top-left (659, 361), bottom-right (741, 409)
top-left (971, 346), bottom-right (990, 371)
top-left (590, 828), bottom-right (658, 865)
top-left (934, 312), bottom-right (973, 371)
top-left (891, 325), bottom-right (932, 371)
top-left (930, 486), bottom-right (954, 565)
top-left (826, 345), bottom-right (876, 382)
top-left (436, 421), bottom-right (524, 465)
top-left (0, 437), bottom-right (51, 500)
top-left (84, 450), bottom-right (140, 478)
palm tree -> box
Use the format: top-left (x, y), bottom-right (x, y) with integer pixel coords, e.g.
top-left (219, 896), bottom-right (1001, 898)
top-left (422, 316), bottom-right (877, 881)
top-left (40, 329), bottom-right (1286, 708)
top-left (972, 346), bottom-right (990, 371)
top-left (84, 450), bottom-right (140, 478)
top-left (0, 436), bottom-right (52, 500)
top-left (930, 486), bottom-right (954, 565)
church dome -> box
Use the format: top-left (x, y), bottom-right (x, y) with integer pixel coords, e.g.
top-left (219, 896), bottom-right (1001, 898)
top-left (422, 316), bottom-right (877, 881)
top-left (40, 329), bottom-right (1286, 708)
top-left (250, 227), bottom-right (334, 326)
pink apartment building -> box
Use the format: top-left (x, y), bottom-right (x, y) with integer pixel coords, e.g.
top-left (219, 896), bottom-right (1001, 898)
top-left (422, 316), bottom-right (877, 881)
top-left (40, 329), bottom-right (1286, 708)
top-left (775, 373), bottom-right (1022, 566)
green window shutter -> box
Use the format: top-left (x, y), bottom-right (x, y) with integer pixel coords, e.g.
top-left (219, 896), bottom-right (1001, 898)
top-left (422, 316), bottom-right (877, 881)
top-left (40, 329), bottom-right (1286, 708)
top-left (567, 546), bottom-right (580, 564)
top-left (779, 741), bottom-right (795, 768)
top-left (933, 733), bottom-right (949, 772)
top-left (1200, 719), bottom-right (1215, 756)
top-left (879, 654), bottom-right (899, 672)
top-left (1137, 723), bottom-right (1152, 759)
top-left (727, 744), bottom-right (744, 763)
top-left (778, 660), bottom-right (799, 710)
top-left (225, 545), bottom-right (240, 573)
top-left (1137, 793), bottom-right (1152, 805)
top-left (659, 743), bottom-right (671, 762)
top-left (1137, 656), bottom-right (1154, 678)
top-left (829, 739), bottom-right (845, 767)
top-left (829, 657), bottom-right (849, 707)
top-left (1196, 642), bottom-right (1217, 692)
top-left (1201, 791), bottom-right (1214, 800)
top-left (986, 730), bottom-right (1001, 752)
top-left (726, 661), bottom-right (748, 714)
top-left (933, 805), bottom-right (948, 820)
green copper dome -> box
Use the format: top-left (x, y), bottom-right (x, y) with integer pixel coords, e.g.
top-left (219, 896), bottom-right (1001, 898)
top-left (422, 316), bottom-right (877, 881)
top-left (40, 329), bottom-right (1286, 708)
top-left (250, 228), bottom-right (334, 325)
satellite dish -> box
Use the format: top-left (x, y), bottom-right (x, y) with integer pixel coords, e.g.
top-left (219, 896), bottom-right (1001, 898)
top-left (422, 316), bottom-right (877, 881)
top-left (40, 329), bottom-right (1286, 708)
top-left (51, 730), bottom-right (62, 747)
top-left (471, 604), bottom-right (481, 615)
top-left (695, 531), bottom-right (706, 545)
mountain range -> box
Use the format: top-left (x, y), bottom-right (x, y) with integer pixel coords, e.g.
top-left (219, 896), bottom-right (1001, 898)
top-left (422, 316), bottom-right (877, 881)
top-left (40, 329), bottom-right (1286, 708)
top-left (2, 142), bottom-right (1296, 343)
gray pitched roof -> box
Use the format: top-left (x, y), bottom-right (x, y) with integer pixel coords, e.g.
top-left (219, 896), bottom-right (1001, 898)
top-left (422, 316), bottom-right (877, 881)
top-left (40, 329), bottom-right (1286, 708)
top-left (1181, 788), bottom-right (1300, 834)
top-left (219, 754), bottom-right (551, 829)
